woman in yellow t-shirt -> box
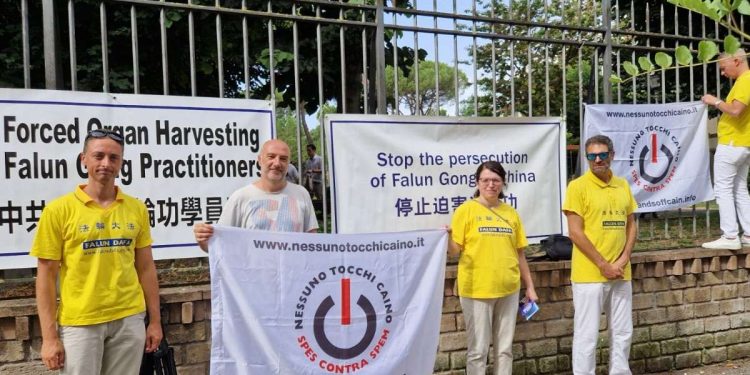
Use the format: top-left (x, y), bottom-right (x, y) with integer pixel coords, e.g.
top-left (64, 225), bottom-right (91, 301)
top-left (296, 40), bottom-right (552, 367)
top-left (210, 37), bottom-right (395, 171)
top-left (448, 161), bottom-right (537, 375)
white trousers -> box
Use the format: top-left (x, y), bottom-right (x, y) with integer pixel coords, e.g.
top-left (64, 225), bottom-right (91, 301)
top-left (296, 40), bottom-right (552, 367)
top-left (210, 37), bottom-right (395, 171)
top-left (572, 281), bottom-right (632, 375)
top-left (714, 144), bottom-right (750, 237)
top-left (460, 291), bottom-right (519, 375)
top-left (59, 312), bottom-right (146, 375)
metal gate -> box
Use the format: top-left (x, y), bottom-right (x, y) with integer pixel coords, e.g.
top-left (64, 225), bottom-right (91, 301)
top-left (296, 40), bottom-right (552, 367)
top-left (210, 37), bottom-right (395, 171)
top-left (1, 0), bottom-right (747, 240)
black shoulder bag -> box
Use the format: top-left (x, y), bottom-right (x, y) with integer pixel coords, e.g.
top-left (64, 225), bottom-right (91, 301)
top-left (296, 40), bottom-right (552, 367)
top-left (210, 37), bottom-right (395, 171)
top-left (139, 307), bottom-right (177, 375)
top-left (539, 234), bottom-right (573, 261)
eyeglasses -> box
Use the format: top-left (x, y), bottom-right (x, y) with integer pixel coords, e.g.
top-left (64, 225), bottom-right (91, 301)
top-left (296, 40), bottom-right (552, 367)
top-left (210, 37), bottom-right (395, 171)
top-left (585, 152), bottom-right (610, 161)
top-left (86, 129), bottom-right (124, 145)
top-left (479, 178), bottom-right (503, 185)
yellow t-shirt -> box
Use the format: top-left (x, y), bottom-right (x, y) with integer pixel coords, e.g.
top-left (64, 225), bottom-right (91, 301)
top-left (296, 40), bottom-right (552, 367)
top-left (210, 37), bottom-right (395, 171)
top-left (563, 171), bottom-right (637, 283)
top-left (30, 185), bottom-right (152, 326)
top-left (451, 199), bottom-right (528, 298)
top-left (718, 70), bottom-right (750, 146)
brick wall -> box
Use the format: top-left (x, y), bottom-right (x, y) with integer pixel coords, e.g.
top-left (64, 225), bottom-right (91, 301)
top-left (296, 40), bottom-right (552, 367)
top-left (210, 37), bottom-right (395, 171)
top-left (436, 248), bottom-right (750, 375)
top-left (2, 248), bottom-right (750, 374)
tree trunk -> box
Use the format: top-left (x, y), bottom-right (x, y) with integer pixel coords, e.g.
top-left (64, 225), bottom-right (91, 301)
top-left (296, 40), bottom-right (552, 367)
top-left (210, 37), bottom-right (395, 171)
top-left (298, 101), bottom-right (314, 146)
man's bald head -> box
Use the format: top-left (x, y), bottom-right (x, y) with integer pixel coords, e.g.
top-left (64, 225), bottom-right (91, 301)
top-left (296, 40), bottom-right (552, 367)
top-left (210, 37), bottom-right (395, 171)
top-left (720, 49), bottom-right (748, 63)
top-left (718, 49), bottom-right (749, 79)
top-left (257, 139), bottom-right (291, 188)
top-left (261, 139), bottom-right (291, 155)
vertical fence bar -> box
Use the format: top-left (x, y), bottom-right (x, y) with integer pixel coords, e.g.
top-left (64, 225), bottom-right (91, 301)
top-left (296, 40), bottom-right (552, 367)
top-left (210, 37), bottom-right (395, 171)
top-left (645, 0), bottom-right (654, 236)
top-left (293, 2), bottom-right (303, 177)
top-left (292, 3), bottom-right (306, 226)
top-left (413, 1), bottom-right (420, 115)
top-left (375, 0), bottom-right (386, 114)
top-left (472, 0), bottom-right (478, 115)
top-left (68, 1), bottom-right (78, 91)
top-left (561, 0), bottom-right (567, 124)
top-left (189, 0), bottom-right (197, 96)
top-left (684, 6), bottom-right (697, 237)
top-left (704, 14), bottom-right (713, 237)
top-left (491, 0), bottom-right (497, 116)
top-left (316, 5), bottom-right (328, 232)
top-left (268, 1), bottom-right (276, 103)
top-left (42, 0), bottom-right (61, 89)
top-left (433, 0), bottom-right (440, 116)
top-left (576, 0), bottom-right (582, 142)
top-left (242, 0), bottom-right (249, 99)
top-left (712, 17), bottom-right (721, 238)
top-left (510, 0), bottom-right (516, 116)
top-left (601, 0), bottom-right (612, 104)
top-left (393, 9), bottom-right (399, 114)
top-left (453, 0), bottom-right (459, 116)
top-left (362, 11), bottom-right (369, 114)
top-left (614, 0), bottom-right (620, 104)
top-left (658, 3), bottom-right (671, 238)
top-left (594, 51), bottom-right (599, 104)
top-left (714, 18), bottom-right (721, 105)
top-left (674, 5), bottom-right (680, 102)
top-left (690, 10), bottom-right (696, 102)
top-left (525, 0), bottom-right (532, 114)
top-left (21, 0), bottom-right (31, 88)
top-left (216, 1), bottom-right (224, 97)
top-left (340, 2), bottom-right (347, 113)
top-left (160, 1), bottom-right (169, 95)
top-left (645, 4), bottom-right (651, 104)
top-left (544, 0), bottom-right (550, 115)
top-left (130, 5), bottom-right (139, 94)
top-left (630, 3), bottom-right (636, 105)
top-left (100, 2), bottom-right (109, 93)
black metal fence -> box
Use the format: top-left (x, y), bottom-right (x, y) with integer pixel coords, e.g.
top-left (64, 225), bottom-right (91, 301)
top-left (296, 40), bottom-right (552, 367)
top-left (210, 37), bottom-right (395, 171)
top-left (1, 0), bottom-right (747, 241)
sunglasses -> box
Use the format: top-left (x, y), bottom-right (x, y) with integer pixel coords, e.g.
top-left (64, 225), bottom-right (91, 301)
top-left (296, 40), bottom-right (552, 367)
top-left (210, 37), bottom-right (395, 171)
top-left (585, 151), bottom-right (610, 161)
top-left (86, 129), bottom-right (124, 145)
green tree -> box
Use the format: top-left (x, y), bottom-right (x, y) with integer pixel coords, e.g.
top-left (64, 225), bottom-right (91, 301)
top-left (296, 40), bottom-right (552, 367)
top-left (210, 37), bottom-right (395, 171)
top-left (612, 0), bottom-right (750, 89)
top-left (385, 60), bottom-right (469, 115)
top-left (276, 106), bottom-right (322, 166)
top-left (465, 0), bottom-right (607, 143)
top-left (0, 0), bottom-right (424, 116)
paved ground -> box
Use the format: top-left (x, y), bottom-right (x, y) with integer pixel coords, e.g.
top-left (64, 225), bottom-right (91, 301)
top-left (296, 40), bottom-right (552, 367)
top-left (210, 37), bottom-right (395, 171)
top-left (652, 358), bottom-right (750, 375)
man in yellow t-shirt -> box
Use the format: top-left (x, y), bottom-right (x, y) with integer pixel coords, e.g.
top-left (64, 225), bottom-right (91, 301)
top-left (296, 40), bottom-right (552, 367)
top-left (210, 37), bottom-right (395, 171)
top-left (701, 49), bottom-right (750, 250)
top-left (563, 135), bottom-right (637, 375)
top-left (31, 129), bottom-right (162, 374)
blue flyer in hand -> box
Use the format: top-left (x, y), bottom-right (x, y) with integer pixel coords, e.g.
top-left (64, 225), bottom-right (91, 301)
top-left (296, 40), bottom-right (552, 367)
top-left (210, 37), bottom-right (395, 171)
top-left (519, 299), bottom-right (539, 320)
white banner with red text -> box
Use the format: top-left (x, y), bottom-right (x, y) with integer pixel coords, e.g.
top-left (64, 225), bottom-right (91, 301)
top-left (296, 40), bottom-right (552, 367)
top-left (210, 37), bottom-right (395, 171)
top-left (324, 115), bottom-right (567, 240)
top-left (208, 227), bottom-right (447, 375)
top-left (0, 88), bottom-right (273, 268)
top-left (584, 102), bottom-right (713, 212)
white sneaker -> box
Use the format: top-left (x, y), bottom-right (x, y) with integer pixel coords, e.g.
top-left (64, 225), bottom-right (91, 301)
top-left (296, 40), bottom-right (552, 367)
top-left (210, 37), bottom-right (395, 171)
top-left (742, 236), bottom-right (750, 247)
top-left (702, 236), bottom-right (741, 250)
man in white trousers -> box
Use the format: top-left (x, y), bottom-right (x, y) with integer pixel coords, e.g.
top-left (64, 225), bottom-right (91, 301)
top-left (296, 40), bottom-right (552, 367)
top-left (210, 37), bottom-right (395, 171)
top-left (563, 134), bottom-right (637, 374)
top-left (701, 49), bottom-right (750, 250)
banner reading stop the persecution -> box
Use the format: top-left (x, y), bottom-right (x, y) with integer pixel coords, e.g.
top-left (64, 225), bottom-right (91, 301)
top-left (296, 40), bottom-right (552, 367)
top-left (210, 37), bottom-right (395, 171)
top-left (324, 115), bottom-right (567, 240)
top-left (0, 88), bottom-right (273, 269)
top-left (584, 102), bottom-right (713, 213)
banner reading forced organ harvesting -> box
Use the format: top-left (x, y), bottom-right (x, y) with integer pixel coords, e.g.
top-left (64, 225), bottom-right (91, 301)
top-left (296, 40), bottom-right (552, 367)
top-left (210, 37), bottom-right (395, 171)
top-left (0, 88), bottom-right (273, 268)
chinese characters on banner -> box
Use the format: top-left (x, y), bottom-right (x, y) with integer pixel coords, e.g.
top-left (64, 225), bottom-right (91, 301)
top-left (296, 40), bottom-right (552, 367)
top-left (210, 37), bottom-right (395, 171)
top-left (324, 115), bottom-right (567, 239)
top-left (0, 89), bottom-right (273, 268)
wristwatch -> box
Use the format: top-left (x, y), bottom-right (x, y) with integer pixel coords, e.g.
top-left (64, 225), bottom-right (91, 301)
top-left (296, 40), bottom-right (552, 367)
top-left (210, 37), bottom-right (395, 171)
top-left (715, 99), bottom-right (723, 107)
